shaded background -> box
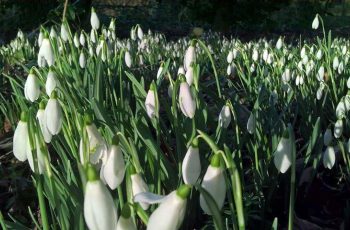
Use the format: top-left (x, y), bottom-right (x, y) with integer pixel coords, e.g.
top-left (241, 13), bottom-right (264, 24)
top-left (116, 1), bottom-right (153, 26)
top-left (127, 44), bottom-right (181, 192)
top-left (1, 0), bottom-right (350, 43)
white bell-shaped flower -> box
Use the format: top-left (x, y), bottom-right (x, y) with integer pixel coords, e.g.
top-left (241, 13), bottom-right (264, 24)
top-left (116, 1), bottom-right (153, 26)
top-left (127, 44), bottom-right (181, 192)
top-left (316, 49), bottom-right (322, 60)
top-left (276, 37), bottom-right (283, 50)
top-left (334, 119), bottom-right (343, 138)
top-left (46, 69), bottom-right (58, 96)
top-left (80, 32), bottom-right (86, 46)
top-left (182, 139), bottom-right (201, 185)
top-left (143, 185), bottom-right (190, 230)
top-left (73, 33), bottom-right (80, 48)
top-left (38, 30), bottom-right (43, 47)
top-left (84, 165), bottom-right (118, 230)
top-left (219, 104), bottom-right (231, 128)
top-left (333, 56), bottom-right (339, 70)
top-left (36, 102), bottom-right (52, 143)
top-left (184, 41), bottom-right (196, 71)
top-left (200, 154), bottom-right (226, 215)
top-left (24, 71), bottom-right (40, 102)
top-left (247, 112), bottom-right (256, 134)
top-left (125, 50), bottom-right (132, 68)
top-left (90, 7), bottom-right (100, 30)
top-left (13, 112), bottom-right (31, 161)
top-left (323, 146), bottom-right (335, 169)
top-left (145, 82), bottom-right (158, 119)
top-left (312, 14), bottom-right (319, 29)
top-left (101, 137), bottom-right (125, 190)
top-left (179, 75), bottom-right (196, 118)
top-left (273, 130), bottom-right (292, 173)
top-left (50, 27), bottom-right (57, 38)
top-left (131, 170), bottom-right (150, 210)
top-left (79, 51), bottom-right (86, 68)
top-left (45, 91), bottom-right (63, 135)
top-left (90, 29), bottom-right (96, 43)
top-left (80, 115), bottom-right (107, 164)
top-left (38, 34), bottom-right (55, 67)
top-left (116, 205), bottom-right (137, 230)
top-left (137, 25), bottom-right (143, 40)
top-left (227, 51), bottom-right (233, 63)
top-left (60, 22), bottom-right (69, 42)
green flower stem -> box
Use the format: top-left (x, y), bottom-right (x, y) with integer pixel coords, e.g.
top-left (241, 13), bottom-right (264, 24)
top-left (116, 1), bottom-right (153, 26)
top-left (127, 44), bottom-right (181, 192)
top-left (287, 124), bottom-right (296, 230)
top-left (36, 175), bottom-right (50, 230)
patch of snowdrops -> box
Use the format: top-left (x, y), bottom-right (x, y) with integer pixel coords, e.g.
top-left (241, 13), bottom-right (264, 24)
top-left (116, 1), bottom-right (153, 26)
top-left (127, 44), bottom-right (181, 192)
top-left (2, 10), bottom-right (350, 230)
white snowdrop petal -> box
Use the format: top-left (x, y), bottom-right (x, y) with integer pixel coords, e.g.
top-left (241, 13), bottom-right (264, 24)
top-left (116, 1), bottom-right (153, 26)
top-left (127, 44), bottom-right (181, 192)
top-left (45, 98), bottom-right (63, 135)
top-left (323, 146), bottom-right (335, 169)
top-left (103, 145), bottom-right (126, 189)
top-left (199, 166), bottom-right (226, 215)
top-left (13, 121), bottom-right (29, 161)
top-left (182, 146), bottom-right (201, 185)
top-left (273, 137), bottom-right (292, 173)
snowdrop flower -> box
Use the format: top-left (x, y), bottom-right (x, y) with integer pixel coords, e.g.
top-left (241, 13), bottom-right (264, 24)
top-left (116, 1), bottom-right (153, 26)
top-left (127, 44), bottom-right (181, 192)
top-left (227, 51), bottom-right (233, 63)
top-left (263, 49), bottom-right (269, 62)
top-left (50, 27), bottom-right (57, 39)
top-left (316, 49), bottom-right (322, 60)
top-left (252, 49), bottom-right (258, 61)
top-left (131, 169), bottom-right (150, 210)
top-left (338, 62), bottom-right (344, 74)
top-left (347, 77), bottom-right (350, 89)
top-left (13, 111), bottom-right (31, 161)
top-left (323, 146), bottom-right (335, 169)
top-left (84, 164), bottom-right (118, 230)
top-left (282, 68), bottom-right (291, 82)
top-left (317, 66), bottom-right (324, 81)
top-left (80, 115), bottom-right (107, 164)
top-left (90, 29), bottom-right (97, 43)
top-left (116, 204), bottom-right (137, 230)
top-left (312, 14), bottom-right (319, 29)
top-left (38, 33), bottom-right (55, 67)
top-left (101, 136), bottom-right (125, 190)
top-left (184, 41), bottom-right (196, 71)
top-left (226, 64), bottom-right (233, 76)
top-left (247, 112), bottom-right (256, 134)
top-left (46, 69), bottom-right (58, 96)
top-left (182, 138), bottom-right (201, 185)
top-left (73, 33), bottom-right (80, 48)
top-left (179, 75), bottom-right (196, 118)
top-left (274, 129), bottom-right (292, 173)
top-left (200, 154), bottom-right (226, 215)
top-left (60, 22), bottom-right (69, 42)
top-left (24, 71), bottom-right (40, 102)
top-left (295, 75), bottom-right (304, 86)
top-left (333, 56), bottom-right (339, 70)
top-left (146, 185), bottom-right (190, 230)
top-left (79, 51), bottom-right (86, 68)
top-left (334, 119), bottom-right (343, 138)
top-left (36, 102), bottom-right (52, 143)
top-left (125, 50), bottom-right (132, 68)
top-left (324, 128), bottom-right (333, 146)
top-left (276, 37), bottom-right (283, 50)
top-left (219, 103), bottom-right (231, 128)
top-left (80, 35), bottom-right (87, 48)
top-left (137, 25), bottom-right (143, 40)
top-left (45, 91), bottom-right (63, 135)
top-left (90, 7), bottom-right (100, 30)
top-left (145, 82), bottom-right (158, 119)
